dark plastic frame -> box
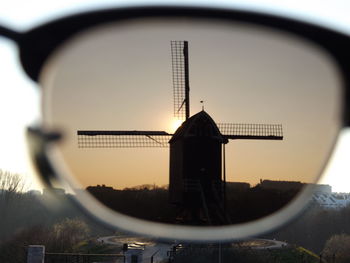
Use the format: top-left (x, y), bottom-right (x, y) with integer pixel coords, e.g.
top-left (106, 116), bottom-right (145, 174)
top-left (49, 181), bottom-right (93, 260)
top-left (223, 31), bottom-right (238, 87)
top-left (1, 5), bottom-right (350, 241)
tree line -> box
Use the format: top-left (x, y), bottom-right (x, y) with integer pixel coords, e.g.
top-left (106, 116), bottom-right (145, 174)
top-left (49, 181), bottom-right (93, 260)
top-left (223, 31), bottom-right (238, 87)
top-left (86, 182), bottom-right (300, 224)
top-left (0, 170), bottom-right (114, 263)
top-left (2, 169), bottom-right (350, 262)
top-left (264, 202), bottom-right (350, 261)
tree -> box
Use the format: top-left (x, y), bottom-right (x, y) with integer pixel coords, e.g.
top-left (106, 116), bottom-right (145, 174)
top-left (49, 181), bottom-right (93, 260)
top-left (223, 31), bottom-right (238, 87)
top-left (0, 169), bottom-right (26, 200)
top-left (322, 234), bottom-right (350, 263)
top-left (50, 218), bottom-right (90, 252)
top-left (0, 170), bottom-right (27, 238)
top-left (0, 225), bottom-right (50, 263)
top-left (0, 218), bottom-right (91, 263)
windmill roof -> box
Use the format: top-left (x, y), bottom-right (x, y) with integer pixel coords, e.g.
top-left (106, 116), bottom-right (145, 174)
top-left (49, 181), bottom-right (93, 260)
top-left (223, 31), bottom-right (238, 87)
top-left (169, 110), bottom-right (228, 143)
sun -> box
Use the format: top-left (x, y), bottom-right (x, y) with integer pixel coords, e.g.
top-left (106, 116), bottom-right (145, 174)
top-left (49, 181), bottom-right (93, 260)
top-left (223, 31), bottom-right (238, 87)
top-left (171, 118), bottom-right (183, 133)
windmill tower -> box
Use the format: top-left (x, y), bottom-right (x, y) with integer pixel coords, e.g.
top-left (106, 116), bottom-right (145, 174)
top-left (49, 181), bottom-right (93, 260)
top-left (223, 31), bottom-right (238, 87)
top-left (77, 41), bottom-right (283, 225)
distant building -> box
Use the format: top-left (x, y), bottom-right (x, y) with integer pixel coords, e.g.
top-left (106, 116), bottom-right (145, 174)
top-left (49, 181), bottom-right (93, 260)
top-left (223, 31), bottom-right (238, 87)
top-left (226, 182), bottom-right (250, 191)
top-left (259, 180), bottom-right (304, 191)
top-left (258, 179), bottom-right (348, 209)
top-left (87, 185), bottom-right (115, 192)
top-left (313, 192), bottom-right (350, 209)
top-left (259, 180), bottom-right (332, 194)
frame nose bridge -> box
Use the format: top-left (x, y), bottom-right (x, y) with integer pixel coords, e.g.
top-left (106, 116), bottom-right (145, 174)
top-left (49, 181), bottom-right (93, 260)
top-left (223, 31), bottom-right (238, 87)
top-left (0, 25), bottom-right (21, 42)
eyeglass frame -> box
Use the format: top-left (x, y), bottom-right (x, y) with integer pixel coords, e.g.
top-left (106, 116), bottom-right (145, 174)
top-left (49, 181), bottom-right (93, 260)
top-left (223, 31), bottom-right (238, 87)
top-left (1, 5), bottom-right (350, 241)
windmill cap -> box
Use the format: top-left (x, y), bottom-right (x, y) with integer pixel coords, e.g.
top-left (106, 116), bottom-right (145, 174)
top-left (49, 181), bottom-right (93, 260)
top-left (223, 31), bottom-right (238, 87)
top-left (169, 111), bottom-right (228, 143)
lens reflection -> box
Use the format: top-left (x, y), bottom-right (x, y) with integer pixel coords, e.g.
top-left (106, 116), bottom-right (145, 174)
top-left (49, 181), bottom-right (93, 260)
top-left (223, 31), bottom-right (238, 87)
top-left (41, 18), bottom-right (342, 225)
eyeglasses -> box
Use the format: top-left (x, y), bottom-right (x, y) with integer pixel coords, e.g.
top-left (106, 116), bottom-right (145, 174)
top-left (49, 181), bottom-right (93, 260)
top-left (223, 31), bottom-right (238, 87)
top-left (1, 5), bottom-right (350, 242)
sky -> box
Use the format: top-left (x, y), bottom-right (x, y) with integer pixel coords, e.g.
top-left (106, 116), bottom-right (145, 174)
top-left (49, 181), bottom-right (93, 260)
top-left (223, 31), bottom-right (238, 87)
top-left (42, 19), bottom-right (340, 189)
top-left (0, 0), bottom-right (350, 192)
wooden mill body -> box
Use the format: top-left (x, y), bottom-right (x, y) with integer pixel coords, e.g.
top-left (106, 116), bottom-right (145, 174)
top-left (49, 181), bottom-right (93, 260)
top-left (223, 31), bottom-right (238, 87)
top-left (169, 111), bottom-right (228, 208)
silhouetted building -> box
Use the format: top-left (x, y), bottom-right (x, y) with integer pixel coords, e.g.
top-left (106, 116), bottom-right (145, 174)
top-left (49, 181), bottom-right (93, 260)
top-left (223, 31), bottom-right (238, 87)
top-left (169, 111), bottom-right (228, 209)
top-left (259, 179), bottom-right (332, 194)
top-left (87, 185), bottom-right (115, 193)
top-left (226, 182), bottom-right (250, 191)
top-left (313, 192), bottom-right (350, 208)
top-left (259, 180), bottom-right (304, 191)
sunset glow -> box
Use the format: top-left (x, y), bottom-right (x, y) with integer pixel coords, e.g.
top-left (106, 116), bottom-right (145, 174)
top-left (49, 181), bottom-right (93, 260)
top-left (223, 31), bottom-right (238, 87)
top-left (41, 18), bottom-right (341, 191)
top-left (171, 119), bottom-right (183, 133)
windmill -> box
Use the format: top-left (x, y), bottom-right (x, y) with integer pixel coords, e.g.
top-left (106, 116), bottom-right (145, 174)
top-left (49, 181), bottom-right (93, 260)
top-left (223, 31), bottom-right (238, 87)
top-left (77, 41), bottom-right (283, 225)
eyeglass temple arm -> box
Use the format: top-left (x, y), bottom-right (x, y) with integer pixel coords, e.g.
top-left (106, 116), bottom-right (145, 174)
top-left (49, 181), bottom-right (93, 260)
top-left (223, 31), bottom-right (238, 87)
top-left (0, 25), bottom-right (21, 42)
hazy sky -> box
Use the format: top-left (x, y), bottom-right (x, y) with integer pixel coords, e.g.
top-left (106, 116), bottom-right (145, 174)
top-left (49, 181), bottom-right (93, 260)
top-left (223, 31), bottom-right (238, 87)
top-left (40, 18), bottom-right (341, 189)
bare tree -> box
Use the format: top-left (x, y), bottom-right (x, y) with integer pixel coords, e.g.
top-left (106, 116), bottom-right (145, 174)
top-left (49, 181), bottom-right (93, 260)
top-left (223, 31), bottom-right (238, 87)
top-left (50, 218), bottom-right (90, 252)
top-left (0, 169), bottom-right (25, 191)
top-left (0, 170), bottom-right (27, 238)
top-left (0, 218), bottom-right (91, 262)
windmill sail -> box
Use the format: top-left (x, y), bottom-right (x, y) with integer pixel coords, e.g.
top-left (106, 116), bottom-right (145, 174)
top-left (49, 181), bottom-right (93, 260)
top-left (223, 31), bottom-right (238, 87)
top-left (171, 40), bottom-right (190, 120)
top-left (217, 123), bottom-right (283, 140)
top-left (77, 130), bottom-right (172, 148)
top-left (76, 40), bottom-right (285, 226)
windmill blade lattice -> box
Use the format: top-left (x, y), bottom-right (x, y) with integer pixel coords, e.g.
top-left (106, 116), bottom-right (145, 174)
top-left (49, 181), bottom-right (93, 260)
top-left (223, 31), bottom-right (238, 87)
top-left (171, 40), bottom-right (190, 120)
top-left (77, 130), bottom-right (172, 148)
top-left (217, 123), bottom-right (283, 140)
